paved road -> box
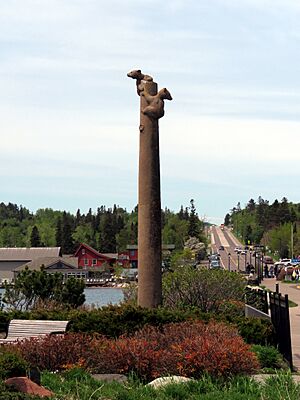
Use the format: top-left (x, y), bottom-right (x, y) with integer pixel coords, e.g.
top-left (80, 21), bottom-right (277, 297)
top-left (211, 226), bottom-right (247, 271)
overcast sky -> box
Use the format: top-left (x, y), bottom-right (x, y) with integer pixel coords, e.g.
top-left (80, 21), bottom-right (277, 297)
top-left (1, 0), bottom-right (300, 223)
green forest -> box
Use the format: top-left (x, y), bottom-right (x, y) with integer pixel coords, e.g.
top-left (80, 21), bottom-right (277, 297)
top-left (0, 200), bottom-right (205, 254)
top-left (225, 197), bottom-right (300, 259)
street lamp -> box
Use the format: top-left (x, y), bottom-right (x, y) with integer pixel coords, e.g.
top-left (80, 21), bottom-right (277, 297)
top-left (228, 252), bottom-right (231, 272)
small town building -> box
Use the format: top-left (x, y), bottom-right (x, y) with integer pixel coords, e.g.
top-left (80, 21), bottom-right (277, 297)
top-left (74, 243), bottom-right (116, 270)
top-left (125, 244), bottom-right (176, 268)
top-left (0, 247), bottom-right (62, 284)
top-left (13, 257), bottom-right (87, 281)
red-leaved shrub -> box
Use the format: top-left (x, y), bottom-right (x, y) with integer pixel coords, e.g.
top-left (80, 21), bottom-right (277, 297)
top-left (10, 321), bottom-right (259, 380)
top-left (85, 321), bottom-right (259, 380)
top-left (9, 333), bottom-right (106, 371)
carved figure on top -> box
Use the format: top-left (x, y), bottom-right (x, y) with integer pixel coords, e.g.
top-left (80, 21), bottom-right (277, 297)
top-left (127, 69), bottom-right (153, 96)
top-left (141, 88), bottom-right (172, 120)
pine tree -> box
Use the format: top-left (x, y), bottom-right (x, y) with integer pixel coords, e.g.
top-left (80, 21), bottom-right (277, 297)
top-left (177, 205), bottom-right (185, 220)
top-left (188, 199), bottom-right (200, 238)
top-left (75, 209), bottom-right (81, 225)
top-left (30, 226), bottom-right (41, 247)
top-left (55, 217), bottom-right (63, 247)
top-left (62, 212), bottom-right (74, 254)
top-left (224, 213), bottom-right (231, 226)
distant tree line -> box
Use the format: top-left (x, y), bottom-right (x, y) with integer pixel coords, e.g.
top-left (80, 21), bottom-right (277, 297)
top-left (225, 197), bottom-right (300, 258)
top-left (0, 200), bottom-right (206, 254)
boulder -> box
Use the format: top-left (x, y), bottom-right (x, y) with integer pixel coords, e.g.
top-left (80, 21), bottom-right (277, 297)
top-left (5, 377), bottom-right (54, 398)
top-left (147, 376), bottom-right (193, 389)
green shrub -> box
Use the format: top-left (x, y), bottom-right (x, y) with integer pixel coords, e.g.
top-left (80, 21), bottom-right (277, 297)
top-left (68, 304), bottom-right (209, 337)
top-left (162, 267), bottom-right (246, 312)
top-left (251, 345), bottom-right (285, 369)
top-left (0, 351), bottom-right (28, 380)
top-left (236, 317), bottom-right (275, 346)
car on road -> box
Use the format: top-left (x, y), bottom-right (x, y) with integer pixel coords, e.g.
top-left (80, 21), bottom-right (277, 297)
top-left (280, 258), bottom-right (292, 266)
top-left (210, 259), bottom-right (221, 269)
top-left (263, 256), bottom-right (274, 265)
top-left (240, 250), bottom-right (247, 255)
top-left (234, 247), bottom-right (242, 253)
top-left (219, 245), bottom-right (224, 251)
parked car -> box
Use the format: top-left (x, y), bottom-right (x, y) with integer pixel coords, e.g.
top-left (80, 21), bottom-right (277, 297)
top-left (210, 260), bottom-right (221, 269)
top-left (234, 247), bottom-right (242, 253)
top-left (280, 258), bottom-right (292, 266)
top-left (210, 253), bottom-right (220, 259)
top-left (263, 256), bottom-right (274, 265)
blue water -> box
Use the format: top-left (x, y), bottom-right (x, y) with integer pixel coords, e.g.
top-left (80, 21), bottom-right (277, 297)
top-left (84, 287), bottom-right (124, 307)
top-left (0, 287), bottom-right (124, 307)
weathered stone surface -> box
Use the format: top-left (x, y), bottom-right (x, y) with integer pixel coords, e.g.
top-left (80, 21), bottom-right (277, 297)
top-left (91, 373), bottom-right (128, 383)
top-left (147, 376), bottom-right (193, 389)
top-left (5, 377), bottom-right (54, 397)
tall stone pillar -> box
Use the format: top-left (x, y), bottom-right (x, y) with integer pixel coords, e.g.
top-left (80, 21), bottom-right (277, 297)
top-left (127, 69), bottom-right (172, 308)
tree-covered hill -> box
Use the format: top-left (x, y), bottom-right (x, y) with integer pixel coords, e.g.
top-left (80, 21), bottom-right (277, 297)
top-left (0, 200), bottom-right (206, 254)
top-left (225, 197), bottom-right (300, 258)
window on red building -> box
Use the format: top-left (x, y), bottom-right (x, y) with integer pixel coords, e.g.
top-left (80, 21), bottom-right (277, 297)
top-left (84, 258), bottom-right (88, 265)
top-left (92, 259), bottom-right (97, 266)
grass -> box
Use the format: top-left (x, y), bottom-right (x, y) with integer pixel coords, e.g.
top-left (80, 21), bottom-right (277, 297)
top-left (288, 299), bottom-right (298, 307)
top-left (39, 369), bottom-right (300, 400)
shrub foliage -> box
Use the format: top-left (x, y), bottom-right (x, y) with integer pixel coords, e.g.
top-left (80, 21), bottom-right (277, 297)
top-left (11, 321), bottom-right (259, 380)
top-left (162, 267), bottom-right (246, 312)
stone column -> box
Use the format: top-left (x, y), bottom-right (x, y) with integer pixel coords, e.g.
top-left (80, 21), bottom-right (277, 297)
top-left (127, 69), bottom-right (172, 308)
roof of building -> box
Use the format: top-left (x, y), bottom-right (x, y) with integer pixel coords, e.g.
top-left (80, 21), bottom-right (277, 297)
top-left (74, 243), bottom-right (115, 260)
top-left (102, 253), bottom-right (118, 259)
top-left (0, 270), bottom-right (14, 281)
top-left (14, 256), bottom-right (78, 272)
top-left (0, 247), bottom-right (61, 261)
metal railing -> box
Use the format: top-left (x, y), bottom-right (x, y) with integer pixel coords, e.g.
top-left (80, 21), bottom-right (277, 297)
top-left (245, 285), bottom-right (293, 370)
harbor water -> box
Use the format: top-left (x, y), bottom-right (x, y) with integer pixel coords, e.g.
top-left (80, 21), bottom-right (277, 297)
top-left (0, 287), bottom-right (124, 308)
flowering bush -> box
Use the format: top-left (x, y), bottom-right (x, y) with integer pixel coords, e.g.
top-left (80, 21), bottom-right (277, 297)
top-left (11, 321), bottom-right (259, 380)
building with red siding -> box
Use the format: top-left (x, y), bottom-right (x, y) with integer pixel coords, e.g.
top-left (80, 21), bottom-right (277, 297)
top-left (74, 243), bottom-right (116, 270)
top-left (125, 244), bottom-right (175, 268)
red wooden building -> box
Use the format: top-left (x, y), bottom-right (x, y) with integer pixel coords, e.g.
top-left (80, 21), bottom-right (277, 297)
top-left (124, 244), bottom-right (175, 268)
top-left (74, 243), bottom-right (115, 269)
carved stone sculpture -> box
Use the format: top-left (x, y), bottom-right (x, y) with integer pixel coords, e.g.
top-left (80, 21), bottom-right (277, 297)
top-left (128, 69), bottom-right (172, 308)
top-left (142, 88), bottom-right (172, 119)
top-left (127, 69), bottom-right (153, 96)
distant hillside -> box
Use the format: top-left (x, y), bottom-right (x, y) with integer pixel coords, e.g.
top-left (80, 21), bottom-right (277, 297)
top-left (0, 200), bottom-right (206, 254)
